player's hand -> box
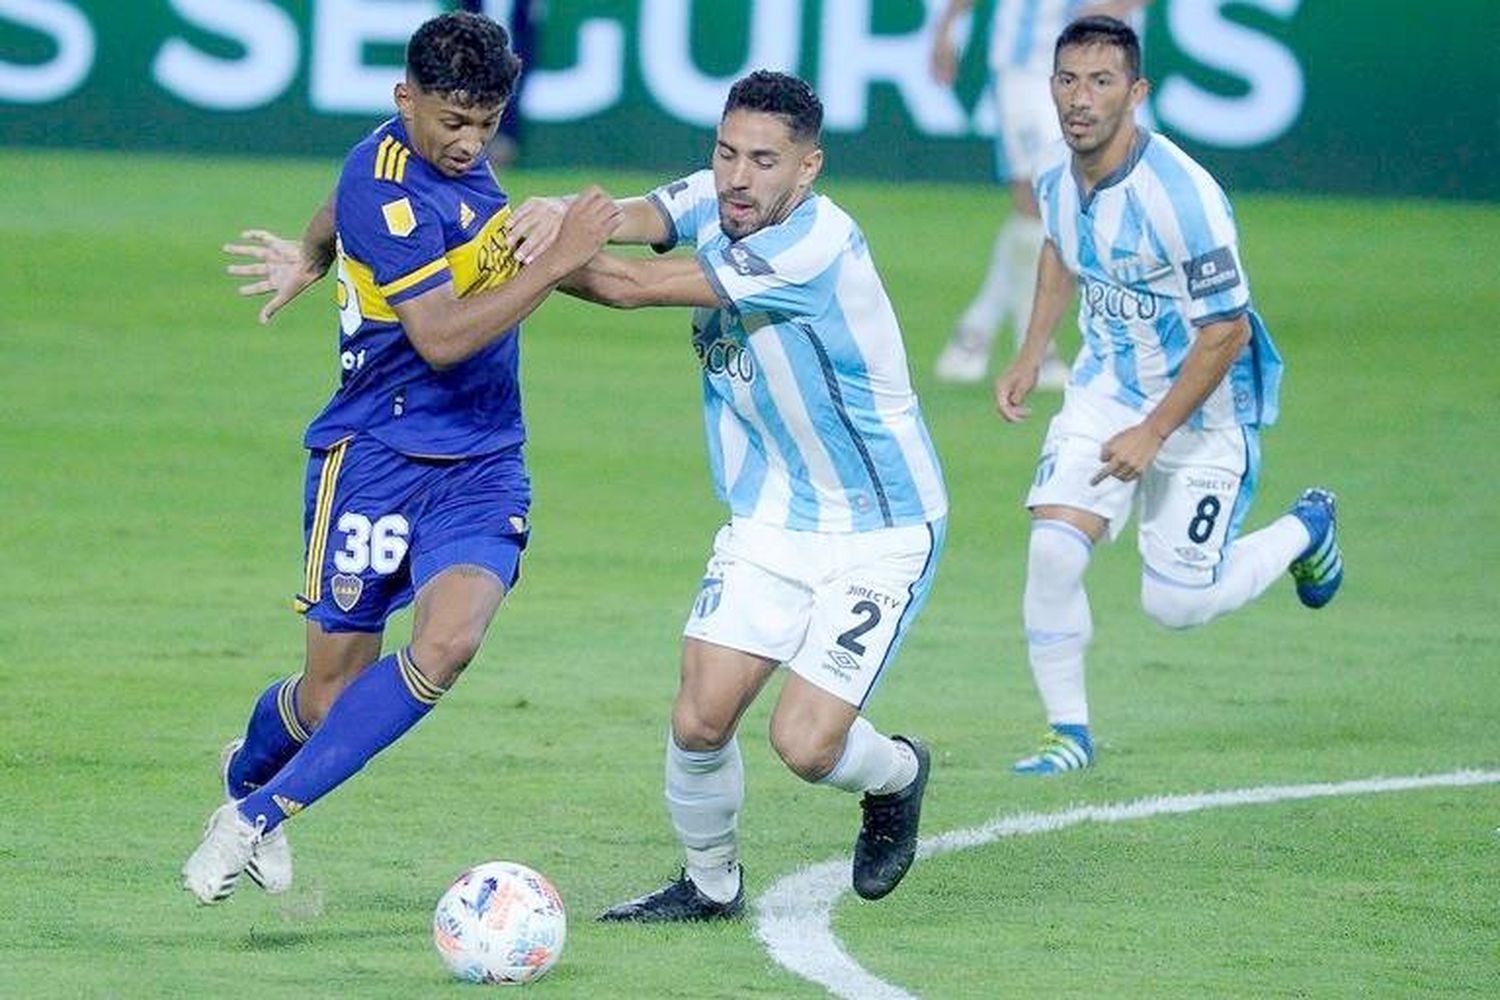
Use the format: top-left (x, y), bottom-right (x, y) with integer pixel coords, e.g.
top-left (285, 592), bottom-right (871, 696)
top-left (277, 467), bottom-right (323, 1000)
top-left (994, 362), bottom-right (1038, 422)
top-left (223, 230), bottom-right (326, 325)
top-left (546, 187), bottom-right (622, 272)
top-left (504, 196), bottom-right (568, 266)
top-left (1090, 423), bottom-right (1165, 486)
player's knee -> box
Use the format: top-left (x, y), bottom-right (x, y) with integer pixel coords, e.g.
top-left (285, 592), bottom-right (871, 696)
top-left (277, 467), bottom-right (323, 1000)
top-left (767, 720), bottom-right (841, 783)
top-left (1140, 577), bottom-right (1214, 630)
top-left (1027, 520), bottom-right (1093, 595)
top-left (671, 705), bottom-right (735, 753)
top-left (408, 630), bottom-right (483, 687)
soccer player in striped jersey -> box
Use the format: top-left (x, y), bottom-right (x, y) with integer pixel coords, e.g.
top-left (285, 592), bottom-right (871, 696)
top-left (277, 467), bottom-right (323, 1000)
top-left (931, 0), bottom-right (1152, 386)
top-left (510, 71), bottom-right (947, 919)
top-left (181, 11), bottom-right (619, 905)
top-left (993, 16), bottom-right (1343, 775)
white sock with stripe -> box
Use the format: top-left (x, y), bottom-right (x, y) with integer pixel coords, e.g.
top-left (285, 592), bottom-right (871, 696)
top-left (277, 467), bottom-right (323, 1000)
top-left (1025, 520), bottom-right (1095, 726)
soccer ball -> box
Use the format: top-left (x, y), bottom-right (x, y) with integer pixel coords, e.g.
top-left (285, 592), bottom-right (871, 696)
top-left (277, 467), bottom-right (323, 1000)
top-left (432, 861), bottom-right (567, 985)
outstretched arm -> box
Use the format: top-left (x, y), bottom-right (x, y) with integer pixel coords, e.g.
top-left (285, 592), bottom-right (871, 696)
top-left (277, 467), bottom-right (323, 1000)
top-left (505, 193), bottom-right (672, 263)
top-left (223, 194), bottom-right (336, 325)
top-left (560, 251), bottom-right (720, 310)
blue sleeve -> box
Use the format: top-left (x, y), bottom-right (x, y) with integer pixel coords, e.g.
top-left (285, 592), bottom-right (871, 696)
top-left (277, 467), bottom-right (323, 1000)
top-left (337, 168), bottom-right (450, 305)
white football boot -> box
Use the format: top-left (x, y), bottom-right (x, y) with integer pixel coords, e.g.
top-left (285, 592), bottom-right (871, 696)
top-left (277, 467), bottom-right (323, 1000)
top-left (181, 802), bottom-right (263, 904)
top-left (220, 739), bottom-right (294, 893)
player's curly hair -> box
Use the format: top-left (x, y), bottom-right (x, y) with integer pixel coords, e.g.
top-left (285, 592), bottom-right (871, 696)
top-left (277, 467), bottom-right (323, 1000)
top-left (406, 11), bottom-right (521, 108)
top-left (724, 70), bottom-right (823, 144)
top-left (1056, 15), bottom-right (1142, 81)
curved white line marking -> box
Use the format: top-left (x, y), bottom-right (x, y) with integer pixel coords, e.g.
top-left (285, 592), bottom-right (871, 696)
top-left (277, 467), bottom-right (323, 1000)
top-left (755, 770), bottom-right (1500, 1000)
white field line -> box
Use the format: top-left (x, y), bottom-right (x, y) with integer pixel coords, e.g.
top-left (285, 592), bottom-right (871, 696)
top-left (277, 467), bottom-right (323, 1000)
top-left (754, 769), bottom-right (1500, 1000)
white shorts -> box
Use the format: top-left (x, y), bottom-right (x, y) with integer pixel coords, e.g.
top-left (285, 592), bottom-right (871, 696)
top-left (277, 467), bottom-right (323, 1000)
top-left (993, 69), bottom-right (1061, 180)
top-left (682, 517), bottom-right (945, 709)
top-left (1026, 388), bottom-right (1261, 586)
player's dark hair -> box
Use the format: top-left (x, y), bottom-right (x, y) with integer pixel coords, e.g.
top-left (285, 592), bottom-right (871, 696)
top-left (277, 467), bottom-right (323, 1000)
top-left (724, 70), bottom-right (823, 144)
top-left (1055, 15), bottom-right (1142, 81)
top-left (406, 11), bottom-right (521, 108)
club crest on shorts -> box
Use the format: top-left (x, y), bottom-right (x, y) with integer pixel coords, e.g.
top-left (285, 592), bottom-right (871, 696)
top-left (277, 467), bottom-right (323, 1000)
top-left (331, 573), bottom-right (363, 612)
top-left (693, 575), bottom-right (723, 619)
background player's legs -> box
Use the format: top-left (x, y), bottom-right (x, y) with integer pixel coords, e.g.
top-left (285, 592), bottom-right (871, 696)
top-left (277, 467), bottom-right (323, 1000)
top-left (1017, 507), bottom-right (1105, 774)
top-left (937, 179), bottom-right (1065, 385)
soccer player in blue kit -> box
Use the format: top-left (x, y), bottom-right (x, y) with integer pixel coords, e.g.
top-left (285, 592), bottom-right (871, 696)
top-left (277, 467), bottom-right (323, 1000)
top-left (507, 71), bottom-right (949, 919)
top-left (992, 17), bottom-right (1344, 775)
top-left (181, 11), bottom-right (620, 904)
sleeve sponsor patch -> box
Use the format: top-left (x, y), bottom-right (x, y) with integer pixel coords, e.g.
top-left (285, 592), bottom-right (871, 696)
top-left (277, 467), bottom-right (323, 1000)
top-left (381, 197), bottom-right (417, 238)
top-left (722, 243), bottom-right (773, 277)
top-left (1182, 246), bottom-right (1241, 299)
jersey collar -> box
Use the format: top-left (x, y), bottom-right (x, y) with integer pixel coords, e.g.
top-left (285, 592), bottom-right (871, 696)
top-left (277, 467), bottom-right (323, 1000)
top-left (1073, 127), bottom-right (1151, 212)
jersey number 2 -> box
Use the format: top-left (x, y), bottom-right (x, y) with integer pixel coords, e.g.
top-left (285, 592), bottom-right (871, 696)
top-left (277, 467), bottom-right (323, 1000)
top-left (836, 600), bottom-right (883, 656)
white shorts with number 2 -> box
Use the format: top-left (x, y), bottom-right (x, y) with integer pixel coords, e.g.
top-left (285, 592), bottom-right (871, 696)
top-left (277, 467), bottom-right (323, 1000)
top-left (683, 517), bottom-right (945, 709)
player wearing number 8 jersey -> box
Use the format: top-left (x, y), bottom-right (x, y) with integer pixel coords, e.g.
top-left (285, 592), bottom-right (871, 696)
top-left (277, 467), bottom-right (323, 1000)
top-left (181, 11), bottom-right (621, 904)
top-left (992, 16), bottom-right (1343, 775)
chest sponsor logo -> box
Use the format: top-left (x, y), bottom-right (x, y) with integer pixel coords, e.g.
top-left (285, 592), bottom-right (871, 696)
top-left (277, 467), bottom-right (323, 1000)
top-left (1081, 276), bottom-right (1159, 322)
top-left (693, 330), bottom-right (755, 383)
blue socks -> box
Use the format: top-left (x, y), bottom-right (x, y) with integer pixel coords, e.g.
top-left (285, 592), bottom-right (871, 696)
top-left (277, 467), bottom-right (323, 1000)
top-left (238, 649), bottom-right (443, 832)
top-left (226, 677), bottom-right (310, 799)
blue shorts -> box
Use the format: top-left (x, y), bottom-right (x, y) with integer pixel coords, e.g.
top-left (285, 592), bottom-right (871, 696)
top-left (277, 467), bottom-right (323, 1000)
top-left (295, 436), bottom-right (531, 632)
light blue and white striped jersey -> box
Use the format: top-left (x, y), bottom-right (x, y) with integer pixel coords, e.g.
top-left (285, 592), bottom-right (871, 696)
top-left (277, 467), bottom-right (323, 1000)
top-left (989, 1), bottom-right (1145, 75)
top-left (647, 170), bottom-right (948, 532)
top-left (1034, 130), bottom-right (1283, 428)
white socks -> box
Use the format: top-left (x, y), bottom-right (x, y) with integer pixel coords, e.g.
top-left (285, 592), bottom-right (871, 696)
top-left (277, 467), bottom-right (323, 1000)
top-left (957, 224), bottom-right (1012, 344)
top-left (1024, 521), bottom-right (1095, 726)
top-left (666, 733), bottom-right (744, 903)
top-left (819, 716), bottom-right (918, 796)
top-left (1141, 514), bottom-right (1311, 629)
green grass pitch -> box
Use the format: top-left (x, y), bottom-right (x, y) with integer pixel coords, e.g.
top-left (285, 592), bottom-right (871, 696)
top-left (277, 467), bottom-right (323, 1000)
top-left (0, 149), bottom-right (1496, 998)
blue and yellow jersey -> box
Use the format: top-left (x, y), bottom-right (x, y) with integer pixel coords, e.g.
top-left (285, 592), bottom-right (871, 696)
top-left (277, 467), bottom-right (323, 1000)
top-left (304, 117), bottom-right (525, 458)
